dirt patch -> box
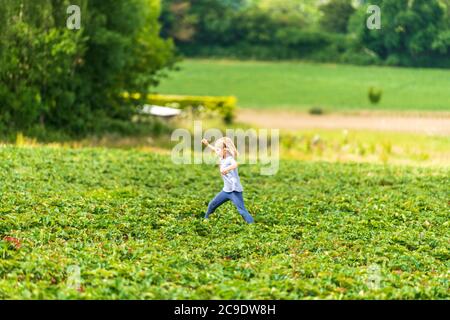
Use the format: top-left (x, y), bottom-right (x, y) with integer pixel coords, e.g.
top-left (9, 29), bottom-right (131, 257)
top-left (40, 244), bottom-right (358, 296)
top-left (236, 109), bottom-right (450, 136)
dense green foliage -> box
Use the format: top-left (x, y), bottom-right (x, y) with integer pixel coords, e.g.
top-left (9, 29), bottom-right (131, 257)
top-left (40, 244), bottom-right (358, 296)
top-left (350, 0), bottom-right (450, 68)
top-left (157, 59), bottom-right (450, 111)
top-left (160, 0), bottom-right (450, 67)
top-left (319, 0), bottom-right (355, 34)
top-left (0, 0), bottom-right (175, 137)
top-left (160, 0), bottom-right (367, 63)
top-left (0, 146), bottom-right (448, 299)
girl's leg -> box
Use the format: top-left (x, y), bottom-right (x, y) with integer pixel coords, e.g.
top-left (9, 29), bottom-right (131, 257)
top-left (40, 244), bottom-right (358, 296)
top-left (205, 191), bottom-right (230, 219)
top-left (230, 192), bottom-right (255, 224)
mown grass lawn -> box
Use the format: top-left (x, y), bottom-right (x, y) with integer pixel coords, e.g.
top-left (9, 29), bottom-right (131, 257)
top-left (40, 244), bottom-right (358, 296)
top-left (157, 59), bottom-right (450, 112)
top-left (0, 146), bottom-right (448, 299)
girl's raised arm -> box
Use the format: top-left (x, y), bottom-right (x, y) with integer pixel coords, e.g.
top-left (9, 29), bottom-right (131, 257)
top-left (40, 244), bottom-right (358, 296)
top-left (202, 139), bottom-right (220, 156)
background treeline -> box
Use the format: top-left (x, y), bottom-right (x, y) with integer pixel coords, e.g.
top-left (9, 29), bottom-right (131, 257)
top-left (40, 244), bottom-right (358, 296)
top-left (0, 0), bottom-right (175, 138)
top-left (160, 0), bottom-right (450, 67)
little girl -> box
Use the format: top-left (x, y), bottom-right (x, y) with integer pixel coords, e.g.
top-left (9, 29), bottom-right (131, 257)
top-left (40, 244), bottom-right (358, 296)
top-left (201, 137), bottom-right (255, 224)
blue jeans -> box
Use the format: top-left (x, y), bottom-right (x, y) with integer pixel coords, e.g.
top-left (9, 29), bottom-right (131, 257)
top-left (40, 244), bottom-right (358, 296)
top-left (205, 191), bottom-right (255, 224)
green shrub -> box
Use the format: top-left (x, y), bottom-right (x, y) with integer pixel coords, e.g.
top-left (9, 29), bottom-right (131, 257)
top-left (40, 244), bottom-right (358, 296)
top-left (368, 87), bottom-right (382, 104)
top-left (309, 107), bottom-right (324, 115)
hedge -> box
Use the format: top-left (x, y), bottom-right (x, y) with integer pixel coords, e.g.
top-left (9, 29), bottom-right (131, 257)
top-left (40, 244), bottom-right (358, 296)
top-left (123, 93), bottom-right (237, 123)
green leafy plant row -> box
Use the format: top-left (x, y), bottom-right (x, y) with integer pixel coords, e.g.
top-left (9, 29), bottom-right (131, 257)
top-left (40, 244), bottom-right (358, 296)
top-left (0, 146), bottom-right (448, 299)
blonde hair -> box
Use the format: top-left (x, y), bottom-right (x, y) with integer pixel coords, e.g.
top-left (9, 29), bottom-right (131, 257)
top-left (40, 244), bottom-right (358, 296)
top-left (214, 137), bottom-right (238, 158)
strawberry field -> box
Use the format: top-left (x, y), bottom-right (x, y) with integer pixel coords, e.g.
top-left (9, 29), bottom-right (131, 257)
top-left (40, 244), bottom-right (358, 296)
top-left (0, 146), bottom-right (448, 299)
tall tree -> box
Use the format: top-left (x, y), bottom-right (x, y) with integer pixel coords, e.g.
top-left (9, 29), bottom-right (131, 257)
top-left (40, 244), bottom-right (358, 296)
top-left (0, 0), bottom-right (175, 135)
top-left (349, 0), bottom-right (449, 66)
top-left (319, 0), bottom-right (356, 33)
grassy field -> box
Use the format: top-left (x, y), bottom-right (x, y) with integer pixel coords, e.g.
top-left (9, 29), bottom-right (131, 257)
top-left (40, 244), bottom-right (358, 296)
top-left (278, 129), bottom-right (450, 166)
top-left (1, 146), bottom-right (448, 299)
top-left (157, 59), bottom-right (450, 112)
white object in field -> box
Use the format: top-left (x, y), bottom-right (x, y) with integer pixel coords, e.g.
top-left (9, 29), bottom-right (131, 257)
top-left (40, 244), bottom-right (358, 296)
top-left (140, 104), bottom-right (181, 118)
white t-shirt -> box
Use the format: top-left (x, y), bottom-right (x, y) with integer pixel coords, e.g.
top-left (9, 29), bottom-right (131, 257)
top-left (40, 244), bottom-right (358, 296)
top-left (219, 155), bottom-right (243, 192)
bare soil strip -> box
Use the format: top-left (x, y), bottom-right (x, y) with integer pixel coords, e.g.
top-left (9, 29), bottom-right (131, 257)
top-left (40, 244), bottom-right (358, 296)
top-left (236, 109), bottom-right (450, 135)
